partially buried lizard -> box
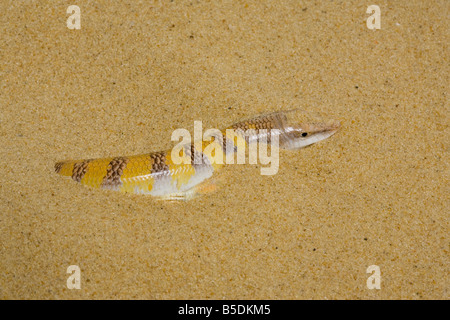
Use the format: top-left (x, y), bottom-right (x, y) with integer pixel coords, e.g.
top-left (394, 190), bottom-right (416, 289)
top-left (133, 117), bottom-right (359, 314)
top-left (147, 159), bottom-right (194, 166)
top-left (55, 109), bottom-right (340, 200)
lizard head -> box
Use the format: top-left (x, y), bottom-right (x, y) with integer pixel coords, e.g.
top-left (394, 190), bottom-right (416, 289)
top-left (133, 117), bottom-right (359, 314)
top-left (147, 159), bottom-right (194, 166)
top-left (278, 110), bottom-right (341, 149)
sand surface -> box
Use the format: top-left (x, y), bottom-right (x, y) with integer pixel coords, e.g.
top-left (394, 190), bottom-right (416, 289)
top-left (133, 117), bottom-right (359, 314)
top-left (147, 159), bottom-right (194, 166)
top-left (0, 0), bottom-right (448, 299)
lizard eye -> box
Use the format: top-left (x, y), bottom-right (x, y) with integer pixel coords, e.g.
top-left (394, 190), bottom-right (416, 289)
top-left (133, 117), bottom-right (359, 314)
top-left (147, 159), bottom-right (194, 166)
top-left (293, 131), bottom-right (309, 138)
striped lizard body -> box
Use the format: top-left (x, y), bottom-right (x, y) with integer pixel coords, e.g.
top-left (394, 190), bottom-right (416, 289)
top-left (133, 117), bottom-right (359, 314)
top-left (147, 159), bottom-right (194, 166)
top-left (54, 110), bottom-right (340, 200)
